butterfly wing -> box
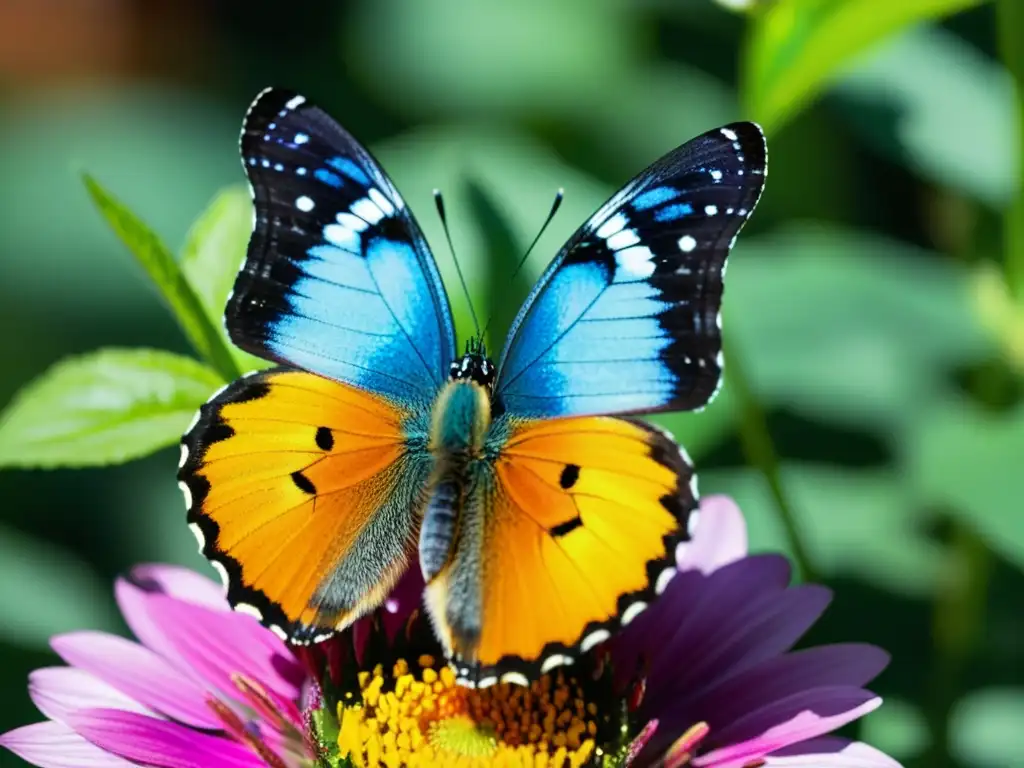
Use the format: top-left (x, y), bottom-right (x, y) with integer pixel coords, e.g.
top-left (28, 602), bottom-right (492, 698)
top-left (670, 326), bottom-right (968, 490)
top-left (427, 416), bottom-right (696, 684)
top-left (178, 369), bottom-right (429, 643)
top-left (232, 88), bottom-right (456, 404)
top-left (494, 123), bottom-right (766, 418)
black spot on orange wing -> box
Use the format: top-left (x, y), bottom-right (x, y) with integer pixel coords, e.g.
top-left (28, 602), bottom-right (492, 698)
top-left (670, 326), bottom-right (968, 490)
top-left (559, 464), bottom-right (580, 489)
top-left (315, 426), bottom-right (334, 451)
top-left (549, 516), bottom-right (583, 537)
top-left (291, 470), bottom-right (316, 495)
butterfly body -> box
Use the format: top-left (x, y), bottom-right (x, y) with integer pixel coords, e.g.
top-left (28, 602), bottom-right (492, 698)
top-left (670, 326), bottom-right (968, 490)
top-left (179, 87), bottom-right (766, 684)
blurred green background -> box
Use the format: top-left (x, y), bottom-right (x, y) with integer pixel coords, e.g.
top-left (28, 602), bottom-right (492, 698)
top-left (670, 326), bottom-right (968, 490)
top-left (1, 1), bottom-right (1023, 766)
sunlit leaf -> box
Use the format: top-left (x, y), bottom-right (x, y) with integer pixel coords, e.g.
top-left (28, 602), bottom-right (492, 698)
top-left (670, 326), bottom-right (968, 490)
top-left (0, 349), bottom-right (222, 468)
top-left (744, 0), bottom-right (987, 135)
top-left (907, 398), bottom-right (1024, 571)
top-left (704, 464), bottom-right (945, 596)
top-left (834, 26), bottom-right (1017, 207)
top-left (82, 174), bottom-right (240, 381)
top-left (0, 525), bottom-right (120, 648)
top-left (726, 225), bottom-right (992, 429)
top-left (180, 185), bottom-right (265, 373)
top-left (950, 688), bottom-right (1024, 767)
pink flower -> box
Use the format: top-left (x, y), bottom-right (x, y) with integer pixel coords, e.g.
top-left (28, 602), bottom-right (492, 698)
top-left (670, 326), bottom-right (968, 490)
top-left (1, 497), bottom-right (901, 767)
top-left (0, 565), bottom-right (309, 768)
top-left (612, 496), bottom-right (901, 767)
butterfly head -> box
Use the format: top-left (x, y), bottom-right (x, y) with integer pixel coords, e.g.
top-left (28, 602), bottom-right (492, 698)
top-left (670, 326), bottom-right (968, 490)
top-left (448, 338), bottom-right (495, 390)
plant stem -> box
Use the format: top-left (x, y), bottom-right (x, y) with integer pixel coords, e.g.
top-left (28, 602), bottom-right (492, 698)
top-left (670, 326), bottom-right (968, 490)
top-left (724, 346), bottom-right (818, 583)
top-left (997, 0), bottom-right (1024, 299)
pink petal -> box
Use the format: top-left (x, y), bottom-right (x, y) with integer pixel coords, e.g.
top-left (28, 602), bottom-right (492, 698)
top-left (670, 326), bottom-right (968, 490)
top-left (51, 632), bottom-right (221, 730)
top-left (139, 593), bottom-right (304, 702)
top-left (67, 709), bottom-right (264, 768)
top-left (126, 565), bottom-right (228, 610)
top-left (0, 721), bottom-right (136, 768)
top-left (29, 668), bottom-right (152, 725)
top-left (765, 740), bottom-right (903, 767)
top-left (114, 577), bottom-right (199, 675)
top-left (694, 696), bottom-right (883, 768)
top-left (677, 495), bottom-right (749, 574)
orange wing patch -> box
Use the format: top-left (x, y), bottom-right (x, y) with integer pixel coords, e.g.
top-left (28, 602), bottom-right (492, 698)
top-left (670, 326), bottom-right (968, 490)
top-left (475, 416), bottom-right (695, 682)
top-left (178, 368), bottom-right (427, 643)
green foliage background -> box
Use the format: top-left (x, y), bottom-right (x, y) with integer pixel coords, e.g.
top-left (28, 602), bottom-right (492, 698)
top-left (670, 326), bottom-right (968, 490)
top-left (0, 1), bottom-right (1022, 765)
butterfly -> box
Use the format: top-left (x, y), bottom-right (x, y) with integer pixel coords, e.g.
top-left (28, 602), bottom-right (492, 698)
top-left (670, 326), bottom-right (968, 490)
top-left (178, 87), bottom-right (766, 686)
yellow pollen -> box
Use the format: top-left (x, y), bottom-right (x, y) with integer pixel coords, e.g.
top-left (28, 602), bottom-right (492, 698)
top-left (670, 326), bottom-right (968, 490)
top-left (336, 656), bottom-right (598, 767)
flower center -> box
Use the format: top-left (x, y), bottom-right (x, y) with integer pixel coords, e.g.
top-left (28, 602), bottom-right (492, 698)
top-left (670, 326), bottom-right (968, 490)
top-left (335, 656), bottom-right (602, 767)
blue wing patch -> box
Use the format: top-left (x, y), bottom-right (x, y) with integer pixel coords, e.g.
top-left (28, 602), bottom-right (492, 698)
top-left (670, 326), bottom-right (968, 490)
top-left (495, 123), bottom-right (767, 418)
top-left (230, 88), bottom-right (456, 404)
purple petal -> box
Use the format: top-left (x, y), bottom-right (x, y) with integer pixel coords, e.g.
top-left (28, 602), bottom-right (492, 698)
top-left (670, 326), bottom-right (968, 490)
top-left (139, 593), bottom-right (303, 702)
top-left (29, 668), bottom-right (152, 725)
top-left (380, 560), bottom-right (425, 641)
top-left (692, 645), bottom-right (889, 726)
top-left (696, 691), bottom-right (883, 765)
top-left (764, 740), bottom-right (903, 767)
top-left (114, 577), bottom-right (199, 675)
top-left (0, 721), bottom-right (136, 768)
top-left (126, 565), bottom-right (229, 610)
top-left (67, 709), bottom-right (264, 768)
top-left (677, 495), bottom-right (748, 574)
top-left (50, 632), bottom-right (221, 730)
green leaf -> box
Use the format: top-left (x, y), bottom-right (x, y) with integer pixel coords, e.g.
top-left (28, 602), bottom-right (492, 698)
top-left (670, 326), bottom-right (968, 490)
top-left (833, 26), bottom-right (1017, 207)
top-left (907, 398), bottom-right (1024, 571)
top-left (704, 464), bottom-right (945, 596)
top-left (950, 688), bottom-right (1024, 767)
top-left (463, 177), bottom-right (532, 353)
top-left (726, 225), bottom-right (992, 430)
top-left (744, 0), bottom-right (987, 135)
top-left (0, 525), bottom-right (120, 648)
top-left (180, 185), bottom-right (266, 373)
top-left (82, 173), bottom-right (241, 381)
top-left (0, 349), bottom-right (223, 468)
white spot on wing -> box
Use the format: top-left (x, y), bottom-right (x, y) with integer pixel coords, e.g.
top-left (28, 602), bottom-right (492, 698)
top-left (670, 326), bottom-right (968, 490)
top-left (710, 169), bottom-right (723, 181)
top-left (178, 481), bottom-right (193, 509)
top-left (540, 654), bottom-right (574, 674)
top-left (294, 132), bottom-right (309, 145)
top-left (679, 235), bottom-right (697, 253)
top-left (615, 246), bottom-right (655, 278)
top-left (335, 212), bottom-right (368, 232)
top-left (595, 212), bottom-right (628, 240)
top-left (188, 522), bottom-right (205, 549)
top-left (688, 508), bottom-right (701, 537)
top-left (621, 601), bottom-right (647, 626)
top-left (607, 228), bottom-right (640, 251)
top-left (210, 560), bottom-right (230, 592)
top-left (655, 567), bottom-right (676, 595)
top-left (235, 603), bottom-right (263, 621)
top-left (500, 671), bottom-right (530, 687)
top-left (269, 625), bottom-right (289, 641)
top-left (477, 676), bottom-right (498, 689)
top-left (720, 127), bottom-right (738, 141)
top-left (295, 195), bottom-right (315, 212)
top-left (368, 188), bottom-right (396, 217)
top-left (284, 94), bottom-right (306, 110)
top-left (705, 205), bottom-right (718, 216)
top-left (350, 197), bottom-right (385, 225)
top-left (178, 443), bottom-right (189, 469)
top-left (580, 629), bottom-right (610, 653)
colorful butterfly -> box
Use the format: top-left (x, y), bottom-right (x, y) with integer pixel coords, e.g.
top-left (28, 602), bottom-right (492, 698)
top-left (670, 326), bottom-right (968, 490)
top-left (178, 87), bottom-right (766, 686)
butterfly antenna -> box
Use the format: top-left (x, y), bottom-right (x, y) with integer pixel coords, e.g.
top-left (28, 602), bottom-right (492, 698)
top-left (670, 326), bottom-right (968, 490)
top-left (434, 189), bottom-right (481, 339)
top-left (481, 189), bottom-right (564, 340)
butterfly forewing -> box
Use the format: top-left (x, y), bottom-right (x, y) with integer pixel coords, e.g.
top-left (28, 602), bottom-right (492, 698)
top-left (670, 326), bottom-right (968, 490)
top-left (232, 88), bottom-right (456, 404)
top-left (495, 122), bottom-right (767, 419)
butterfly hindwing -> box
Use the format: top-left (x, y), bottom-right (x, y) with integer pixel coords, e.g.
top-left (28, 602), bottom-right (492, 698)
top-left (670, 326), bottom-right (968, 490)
top-left (425, 415), bottom-right (696, 684)
top-left (495, 122), bottom-right (767, 419)
top-left (178, 368), bottom-right (429, 643)
top-left (232, 88), bottom-right (456, 404)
